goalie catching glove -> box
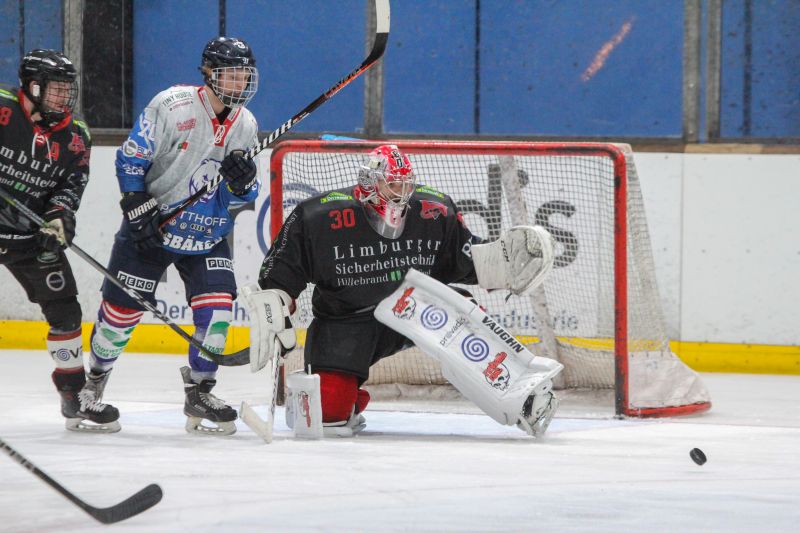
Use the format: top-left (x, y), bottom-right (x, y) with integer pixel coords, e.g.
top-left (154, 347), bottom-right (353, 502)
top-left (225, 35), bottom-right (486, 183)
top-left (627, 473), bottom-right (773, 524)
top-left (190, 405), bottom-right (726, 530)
top-left (238, 284), bottom-right (296, 372)
top-left (472, 225), bottom-right (554, 296)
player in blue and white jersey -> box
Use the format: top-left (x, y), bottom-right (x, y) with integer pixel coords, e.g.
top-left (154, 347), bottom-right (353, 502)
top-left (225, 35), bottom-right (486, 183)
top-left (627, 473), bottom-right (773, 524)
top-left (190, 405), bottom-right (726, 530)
top-left (77, 37), bottom-right (261, 435)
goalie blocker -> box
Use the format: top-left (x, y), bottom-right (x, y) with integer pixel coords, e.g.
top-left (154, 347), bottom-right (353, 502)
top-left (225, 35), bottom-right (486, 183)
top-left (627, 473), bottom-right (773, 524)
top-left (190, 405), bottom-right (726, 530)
top-left (374, 269), bottom-right (564, 437)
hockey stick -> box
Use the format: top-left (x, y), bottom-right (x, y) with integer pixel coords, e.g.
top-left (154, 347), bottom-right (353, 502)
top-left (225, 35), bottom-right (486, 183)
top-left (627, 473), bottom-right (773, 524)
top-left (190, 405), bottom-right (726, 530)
top-left (0, 186), bottom-right (247, 366)
top-left (158, 0), bottom-right (391, 229)
top-left (0, 437), bottom-right (162, 524)
top-left (240, 342), bottom-right (284, 443)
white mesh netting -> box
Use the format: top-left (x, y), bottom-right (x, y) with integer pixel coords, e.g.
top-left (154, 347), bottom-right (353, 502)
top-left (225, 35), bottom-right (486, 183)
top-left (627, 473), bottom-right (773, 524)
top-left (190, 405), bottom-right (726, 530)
top-left (270, 141), bottom-right (710, 415)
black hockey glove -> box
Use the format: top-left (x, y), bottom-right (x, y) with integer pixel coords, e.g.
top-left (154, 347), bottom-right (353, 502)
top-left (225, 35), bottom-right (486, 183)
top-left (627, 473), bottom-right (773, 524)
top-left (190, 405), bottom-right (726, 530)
top-left (120, 191), bottom-right (163, 251)
top-left (38, 207), bottom-right (76, 252)
top-left (220, 150), bottom-right (257, 196)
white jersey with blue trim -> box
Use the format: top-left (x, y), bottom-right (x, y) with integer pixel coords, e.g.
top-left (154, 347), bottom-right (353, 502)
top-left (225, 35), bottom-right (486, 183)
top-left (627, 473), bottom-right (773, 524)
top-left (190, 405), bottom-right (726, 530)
top-left (116, 85), bottom-right (260, 254)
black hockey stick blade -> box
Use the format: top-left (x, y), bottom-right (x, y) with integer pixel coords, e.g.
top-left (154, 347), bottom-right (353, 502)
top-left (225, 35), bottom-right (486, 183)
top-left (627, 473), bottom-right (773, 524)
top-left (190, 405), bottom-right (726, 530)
top-left (159, 0), bottom-right (391, 228)
top-left (1, 438), bottom-right (163, 524)
top-left (205, 345), bottom-right (250, 366)
top-left (81, 483), bottom-right (163, 525)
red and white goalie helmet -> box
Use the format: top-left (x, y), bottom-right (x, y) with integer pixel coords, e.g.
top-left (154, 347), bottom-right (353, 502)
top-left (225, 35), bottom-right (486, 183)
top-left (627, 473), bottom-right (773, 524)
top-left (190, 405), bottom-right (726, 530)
top-left (356, 144), bottom-right (417, 239)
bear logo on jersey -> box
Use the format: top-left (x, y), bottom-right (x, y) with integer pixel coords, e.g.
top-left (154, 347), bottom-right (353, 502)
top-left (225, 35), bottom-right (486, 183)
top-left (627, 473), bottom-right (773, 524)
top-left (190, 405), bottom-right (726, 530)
top-left (188, 158), bottom-right (222, 204)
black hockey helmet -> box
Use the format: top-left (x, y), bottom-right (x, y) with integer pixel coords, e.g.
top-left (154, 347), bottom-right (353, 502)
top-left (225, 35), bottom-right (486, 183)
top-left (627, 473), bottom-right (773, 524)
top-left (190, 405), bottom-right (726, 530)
top-left (19, 49), bottom-right (78, 126)
top-left (199, 37), bottom-right (258, 108)
top-left (201, 37), bottom-right (256, 69)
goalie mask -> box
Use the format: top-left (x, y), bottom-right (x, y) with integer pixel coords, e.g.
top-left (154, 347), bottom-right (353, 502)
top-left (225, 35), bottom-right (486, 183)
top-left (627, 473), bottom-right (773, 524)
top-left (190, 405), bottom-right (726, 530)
top-left (200, 36), bottom-right (258, 108)
top-left (356, 145), bottom-right (417, 239)
top-left (19, 49), bottom-right (78, 128)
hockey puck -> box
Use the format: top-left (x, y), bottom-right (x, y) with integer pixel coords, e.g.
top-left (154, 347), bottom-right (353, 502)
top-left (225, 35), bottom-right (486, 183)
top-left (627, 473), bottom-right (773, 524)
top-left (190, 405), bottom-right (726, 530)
top-left (690, 448), bottom-right (707, 465)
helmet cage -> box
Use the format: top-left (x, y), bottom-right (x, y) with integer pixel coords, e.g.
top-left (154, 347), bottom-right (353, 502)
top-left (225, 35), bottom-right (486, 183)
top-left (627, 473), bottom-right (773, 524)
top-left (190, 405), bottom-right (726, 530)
top-left (200, 37), bottom-right (257, 108)
top-left (19, 49), bottom-right (79, 125)
top-left (357, 148), bottom-right (417, 208)
top-left (36, 80), bottom-right (79, 122)
top-left (206, 65), bottom-right (258, 108)
top-left (357, 145), bottom-right (417, 239)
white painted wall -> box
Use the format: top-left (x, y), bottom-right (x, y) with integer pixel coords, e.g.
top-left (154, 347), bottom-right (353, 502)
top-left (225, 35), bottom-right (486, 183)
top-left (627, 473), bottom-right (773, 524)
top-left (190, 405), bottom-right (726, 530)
top-left (634, 152), bottom-right (800, 345)
top-left (1, 147), bottom-right (797, 346)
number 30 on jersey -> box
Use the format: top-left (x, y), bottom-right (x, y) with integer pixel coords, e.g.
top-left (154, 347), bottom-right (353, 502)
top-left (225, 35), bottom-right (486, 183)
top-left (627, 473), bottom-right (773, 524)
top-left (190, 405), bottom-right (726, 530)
top-left (329, 208), bottom-right (356, 230)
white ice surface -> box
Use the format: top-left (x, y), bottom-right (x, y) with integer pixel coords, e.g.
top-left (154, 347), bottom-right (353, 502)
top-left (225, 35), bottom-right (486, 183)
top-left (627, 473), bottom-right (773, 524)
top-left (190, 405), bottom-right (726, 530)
top-left (0, 350), bottom-right (798, 532)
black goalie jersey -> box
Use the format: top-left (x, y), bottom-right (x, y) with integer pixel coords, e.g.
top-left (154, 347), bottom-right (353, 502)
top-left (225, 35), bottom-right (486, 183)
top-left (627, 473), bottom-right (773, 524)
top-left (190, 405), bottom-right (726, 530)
top-left (259, 185), bottom-right (479, 319)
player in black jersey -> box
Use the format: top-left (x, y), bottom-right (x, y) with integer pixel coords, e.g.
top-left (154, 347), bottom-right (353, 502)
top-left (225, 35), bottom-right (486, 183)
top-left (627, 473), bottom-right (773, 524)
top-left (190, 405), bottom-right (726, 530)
top-left (0, 49), bottom-right (105, 431)
top-left (256, 145), bottom-right (483, 435)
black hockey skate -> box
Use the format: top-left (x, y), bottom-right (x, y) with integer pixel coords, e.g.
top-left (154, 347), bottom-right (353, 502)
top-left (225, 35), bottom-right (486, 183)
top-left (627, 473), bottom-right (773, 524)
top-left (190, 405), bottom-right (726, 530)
top-left (67, 369), bottom-right (121, 433)
top-left (52, 370), bottom-right (85, 419)
top-left (180, 366), bottom-right (237, 436)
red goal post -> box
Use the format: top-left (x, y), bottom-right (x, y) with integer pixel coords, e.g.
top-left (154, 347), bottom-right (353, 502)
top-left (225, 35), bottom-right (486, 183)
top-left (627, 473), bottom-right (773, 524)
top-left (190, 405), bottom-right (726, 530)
top-left (268, 139), bottom-right (711, 418)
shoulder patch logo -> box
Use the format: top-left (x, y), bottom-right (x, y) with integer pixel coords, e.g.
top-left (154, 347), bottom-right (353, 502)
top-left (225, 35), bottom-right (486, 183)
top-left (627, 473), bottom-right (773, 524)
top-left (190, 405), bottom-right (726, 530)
top-left (68, 133), bottom-right (85, 154)
top-left (320, 191), bottom-right (353, 204)
top-left (415, 185), bottom-right (444, 198)
top-left (420, 200), bottom-right (447, 220)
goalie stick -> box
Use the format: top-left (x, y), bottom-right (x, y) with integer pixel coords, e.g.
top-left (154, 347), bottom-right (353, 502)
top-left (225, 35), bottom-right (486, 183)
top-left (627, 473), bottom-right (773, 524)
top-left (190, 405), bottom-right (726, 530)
top-left (158, 0), bottom-right (391, 229)
top-left (240, 342), bottom-right (285, 443)
top-left (0, 186), bottom-right (247, 366)
top-left (0, 437), bottom-right (163, 524)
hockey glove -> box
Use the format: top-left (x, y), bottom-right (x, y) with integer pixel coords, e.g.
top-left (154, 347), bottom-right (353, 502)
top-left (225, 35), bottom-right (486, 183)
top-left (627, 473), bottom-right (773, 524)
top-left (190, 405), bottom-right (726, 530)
top-left (38, 207), bottom-right (76, 252)
top-left (120, 191), bottom-right (163, 251)
top-left (220, 150), bottom-right (257, 196)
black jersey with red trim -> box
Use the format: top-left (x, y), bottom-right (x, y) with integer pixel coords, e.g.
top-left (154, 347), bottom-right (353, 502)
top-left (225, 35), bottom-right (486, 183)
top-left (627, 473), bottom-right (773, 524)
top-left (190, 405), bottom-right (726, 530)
top-left (259, 185), bottom-right (479, 320)
top-left (0, 84), bottom-right (91, 249)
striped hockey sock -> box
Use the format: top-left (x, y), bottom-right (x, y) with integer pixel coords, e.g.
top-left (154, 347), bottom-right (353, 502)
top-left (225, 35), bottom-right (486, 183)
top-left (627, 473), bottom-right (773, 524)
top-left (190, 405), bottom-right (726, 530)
top-left (189, 292), bottom-right (233, 380)
top-left (89, 300), bottom-right (143, 372)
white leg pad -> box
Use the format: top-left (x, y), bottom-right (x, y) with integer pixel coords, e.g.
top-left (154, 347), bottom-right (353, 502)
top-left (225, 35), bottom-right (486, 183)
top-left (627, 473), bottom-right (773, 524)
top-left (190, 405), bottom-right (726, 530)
top-left (285, 371), bottom-right (323, 439)
top-left (375, 269), bottom-right (564, 436)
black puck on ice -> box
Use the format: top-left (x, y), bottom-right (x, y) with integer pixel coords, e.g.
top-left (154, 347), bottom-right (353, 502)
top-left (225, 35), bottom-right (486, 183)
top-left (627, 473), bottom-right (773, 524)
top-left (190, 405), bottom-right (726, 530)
top-left (690, 448), bottom-right (707, 465)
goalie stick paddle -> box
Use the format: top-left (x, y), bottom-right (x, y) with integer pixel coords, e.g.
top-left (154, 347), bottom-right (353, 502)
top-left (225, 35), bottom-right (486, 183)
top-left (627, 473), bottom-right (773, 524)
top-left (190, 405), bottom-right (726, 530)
top-left (0, 186), bottom-right (247, 366)
top-left (241, 343), bottom-right (285, 443)
top-left (0, 437), bottom-right (163, 524)
top-left (158, 0), bottom-right (391, 229)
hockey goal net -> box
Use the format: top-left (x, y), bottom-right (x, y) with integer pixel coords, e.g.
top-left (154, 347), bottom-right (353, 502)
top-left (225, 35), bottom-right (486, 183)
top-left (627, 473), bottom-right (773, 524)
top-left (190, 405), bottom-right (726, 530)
top-left (269, 140), bottom-right (710, 418)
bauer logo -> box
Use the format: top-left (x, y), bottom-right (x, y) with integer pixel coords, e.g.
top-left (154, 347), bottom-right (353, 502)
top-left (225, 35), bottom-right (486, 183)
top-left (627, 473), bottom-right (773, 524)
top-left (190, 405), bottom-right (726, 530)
top-left (421, 305), bottom-right (447, 330)
top-left (461, 334), bottom-right (490, 362)
top-left (117, 271), bottom-right (156, 292)
top-left (391, 287), bottom-right (416, 319)
top-left (206, 258), bottom-right (233, 271)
